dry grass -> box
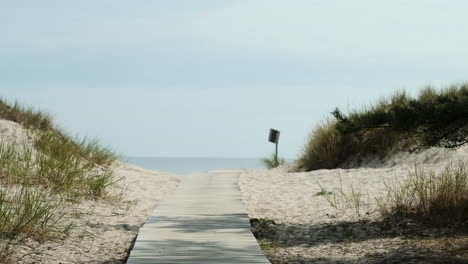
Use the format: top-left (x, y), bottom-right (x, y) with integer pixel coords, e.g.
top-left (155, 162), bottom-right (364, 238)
top-left (296, 119), bottom-right (341, 171)
top-left (379, 162), bottom-right (468, 225)
top-left (318, 174), bottom-right (371, 217)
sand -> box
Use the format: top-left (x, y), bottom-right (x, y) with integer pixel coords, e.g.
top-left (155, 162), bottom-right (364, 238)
top-left (239, 145), bottom-right (468, 263)
top-left (0, 120), bottom-right (34, 147)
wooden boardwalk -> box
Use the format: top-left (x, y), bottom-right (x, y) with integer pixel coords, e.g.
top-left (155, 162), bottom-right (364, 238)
top-left (127, 171), bottom-right (270, 264)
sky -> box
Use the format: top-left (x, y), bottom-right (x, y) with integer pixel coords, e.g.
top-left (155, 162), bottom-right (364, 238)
top-left (1, 0), bottom-right (468, 159)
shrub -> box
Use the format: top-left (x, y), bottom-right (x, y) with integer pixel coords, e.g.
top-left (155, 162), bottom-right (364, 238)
top-left (333, 86), bottom-right (468, 149)
top-left (297, 84), bottom-right (468, 171)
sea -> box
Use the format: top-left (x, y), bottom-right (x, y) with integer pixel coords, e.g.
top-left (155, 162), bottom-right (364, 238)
top-left (125, 157), bottom-right (269, 175)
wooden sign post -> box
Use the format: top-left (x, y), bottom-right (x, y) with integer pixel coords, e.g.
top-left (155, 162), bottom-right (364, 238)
top-left (268, 129), bottom-right (280, 160)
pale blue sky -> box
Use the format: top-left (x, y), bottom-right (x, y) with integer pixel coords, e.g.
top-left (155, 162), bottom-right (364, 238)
top-left (1, 1), bottom-right (467, 158)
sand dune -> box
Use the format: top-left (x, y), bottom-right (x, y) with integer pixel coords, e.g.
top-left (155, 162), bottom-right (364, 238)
top-left (0, 119), bottom-right (180, 263)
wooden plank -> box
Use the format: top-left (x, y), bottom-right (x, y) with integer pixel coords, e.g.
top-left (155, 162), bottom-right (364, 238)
top-left (127, 172), bottom-right (270, 264)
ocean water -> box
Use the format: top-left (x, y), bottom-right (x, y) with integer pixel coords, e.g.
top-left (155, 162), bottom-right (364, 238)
top-left (125, 157), bottom-right (267, 175)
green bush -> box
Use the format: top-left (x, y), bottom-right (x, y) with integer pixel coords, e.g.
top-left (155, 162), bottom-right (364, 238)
top-left (297, 84), bottom-right (468, 171)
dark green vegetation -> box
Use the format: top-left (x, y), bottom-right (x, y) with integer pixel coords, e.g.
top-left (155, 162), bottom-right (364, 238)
top-left (0, 99), bottom-right (117, 259)
top-left (297, 84), bottom-right (468, 171)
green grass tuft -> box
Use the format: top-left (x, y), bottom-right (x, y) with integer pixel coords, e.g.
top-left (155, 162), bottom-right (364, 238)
top-left (261, 153), bottom-right (286, 169)
top-left (315, 188), bottom-right (332, 196)
top-left (0, 186), bottom-right (71, 242)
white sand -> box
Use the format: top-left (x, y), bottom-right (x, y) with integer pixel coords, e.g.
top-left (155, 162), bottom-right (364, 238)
top-left (0, 120), bottom-right (34, 147)
top-left (240, 145), bottom-right (468, 263)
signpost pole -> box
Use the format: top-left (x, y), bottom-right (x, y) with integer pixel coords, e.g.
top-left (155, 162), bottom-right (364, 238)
top-left (275, 141), bottom-right (278, 161)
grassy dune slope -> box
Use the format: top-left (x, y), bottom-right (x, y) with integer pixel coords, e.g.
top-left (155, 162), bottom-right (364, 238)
top-left (0, 99), bottom-right (118, 261)
top-left (297, 84), bottom-right (468, 171)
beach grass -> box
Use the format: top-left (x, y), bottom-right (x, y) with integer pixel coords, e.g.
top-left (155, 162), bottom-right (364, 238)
top-left (0, 186), bottom-right (71, 242)
top-left (0, 186), bottom-right (72, 262)
top-left (379, 162), bottom-right (468, 225)
top-left (296, 84), bottom-right (468, 171)
top-left (0, 98), bottom-right (117, 168)
top-left (0, 99), bottom-right (118, 260)
top-left (35, 131), bottom-right (117, 168)
top-left (0, 99), bottom-right (53, 131)
top-left (0, 140), bottom-right (116, 200)
top-left (261, 153), bottom-right (286, 169)
top-left (297, 119), bottom-right (341, 171)
top-left (318, 174), bottom-right (370, 217)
